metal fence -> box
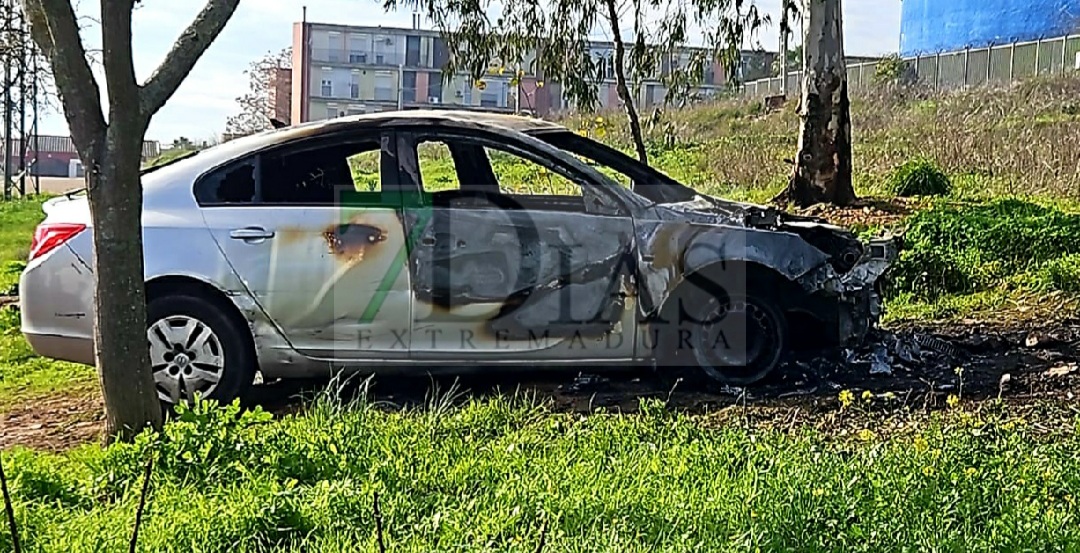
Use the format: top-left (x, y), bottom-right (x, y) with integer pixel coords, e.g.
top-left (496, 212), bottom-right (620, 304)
top-left (742, 35), bottom-right (1080, 99)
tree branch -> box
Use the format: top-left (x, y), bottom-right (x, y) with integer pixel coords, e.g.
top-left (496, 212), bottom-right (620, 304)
top-left (139, 0), bottom-right (240, 119)
top-left (101, 0), bottom-right (140, 120)
top-left (22, 0), bottom-right (107, 158)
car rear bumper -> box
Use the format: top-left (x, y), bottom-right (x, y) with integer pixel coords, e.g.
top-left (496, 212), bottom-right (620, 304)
top-left (23, 332), bottom-right (95, 365)
top-left (20, 243), bottom-right (95, 365)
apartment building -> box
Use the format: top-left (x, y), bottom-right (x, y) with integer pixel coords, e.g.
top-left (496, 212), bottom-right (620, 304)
top-left (286, 21), bottom-right (777, 124)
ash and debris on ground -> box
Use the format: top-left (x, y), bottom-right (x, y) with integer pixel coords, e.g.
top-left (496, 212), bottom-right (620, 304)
top-left (515, 321), bottom-right (1080, 413)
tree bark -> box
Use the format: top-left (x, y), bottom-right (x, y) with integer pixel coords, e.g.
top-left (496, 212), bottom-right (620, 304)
top-left (86, 123), bottom-right (162, 442)
top-left (774, 0), bottom-right (856, 208)
top-left (603, 0), bottom-right (649, 166)
top-left (25, 0), bottom-right (240, 443)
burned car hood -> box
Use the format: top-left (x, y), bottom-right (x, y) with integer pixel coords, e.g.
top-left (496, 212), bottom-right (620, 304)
top-left (652, 195), bottom-right (868, 274)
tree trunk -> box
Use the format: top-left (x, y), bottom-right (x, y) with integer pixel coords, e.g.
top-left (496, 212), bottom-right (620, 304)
top-left (774, 0), bottom-right (856, 208)
top-left (603, 0), bottom-right (649, 166)
top-left (87, 122), bottom-right (162, 443)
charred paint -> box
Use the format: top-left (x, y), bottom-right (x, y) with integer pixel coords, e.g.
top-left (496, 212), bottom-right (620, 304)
top-left (323, 223), bottom-right (388, 262)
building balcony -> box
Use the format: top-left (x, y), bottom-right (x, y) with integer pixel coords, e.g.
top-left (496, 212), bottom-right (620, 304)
top-left (310, 48), bottom-right (404, 66)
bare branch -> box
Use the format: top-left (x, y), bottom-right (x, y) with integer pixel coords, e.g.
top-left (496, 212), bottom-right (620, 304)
top-left (22, 0), bottom-right (106, 157)
top-left (128, 451), bottom-right (154, 553)
top-left (100, 0), bottom-right (139, 119)
top-left (373, 491), bottom-right (387, 553)
top-left (139, 0), bottom-right (240, 119)
top-left (0, 453), bottom-right (20, 553)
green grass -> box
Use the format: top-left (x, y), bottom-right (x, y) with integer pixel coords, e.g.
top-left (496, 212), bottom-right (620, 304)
top-left (3, 395), bottom-right (1079, 551)
top-left (0, 197), bottom-right (46, 294)
top-left (0, 197), bottom-right (94, 409)
top-left (0, 305), bottom-right (94, 411)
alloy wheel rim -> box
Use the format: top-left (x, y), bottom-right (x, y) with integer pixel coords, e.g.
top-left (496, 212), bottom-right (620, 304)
top-left (148, 315), bottom-right (224, 403)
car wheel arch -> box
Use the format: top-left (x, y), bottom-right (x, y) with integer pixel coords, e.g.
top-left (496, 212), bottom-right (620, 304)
top-left (145, 275), bottom-right (258, 362)
top-left (659, 260), bottom-right (799, 323)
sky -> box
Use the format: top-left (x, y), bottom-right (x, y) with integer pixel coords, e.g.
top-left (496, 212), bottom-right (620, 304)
top-left (39, 0), bottom-right (902, 143)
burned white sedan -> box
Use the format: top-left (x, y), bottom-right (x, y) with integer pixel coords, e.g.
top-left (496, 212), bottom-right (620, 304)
top-left (20, 111), bottom-right (898, 404)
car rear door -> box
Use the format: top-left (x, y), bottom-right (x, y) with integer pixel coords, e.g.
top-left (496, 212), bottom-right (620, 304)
top-left (197, 131), bottom-right (413, 359)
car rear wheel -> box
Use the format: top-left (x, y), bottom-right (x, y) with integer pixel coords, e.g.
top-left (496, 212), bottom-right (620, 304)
top-left (147, 294), bottom-right (254, 406)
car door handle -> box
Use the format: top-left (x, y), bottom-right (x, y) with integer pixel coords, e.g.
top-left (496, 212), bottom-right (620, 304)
top-left (420, 236), bottom-right (436, 246)
top-left (229, 227), bottom-right (275, 241)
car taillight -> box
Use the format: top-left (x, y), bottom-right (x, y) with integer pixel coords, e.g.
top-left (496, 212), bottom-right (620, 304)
top-left (29, 223), bottom-right (86, 262)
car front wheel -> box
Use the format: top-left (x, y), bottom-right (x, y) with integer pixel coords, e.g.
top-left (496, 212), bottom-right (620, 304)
top-left (147, 294), bottom-right (254, 406)
top-left (667, 290), bottom-right (788, 386)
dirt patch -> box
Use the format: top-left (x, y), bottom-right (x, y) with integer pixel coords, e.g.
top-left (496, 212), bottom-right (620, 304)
top-left (793, 196), bottom-right (924, 230)
top-left (0, 389), bottom-right (103, 452)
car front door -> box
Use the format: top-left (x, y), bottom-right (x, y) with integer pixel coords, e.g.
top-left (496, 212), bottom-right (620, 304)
top-left (396, 129), bottom-right (637, 360)
top-left (197, 131), bottom-right (412, 359)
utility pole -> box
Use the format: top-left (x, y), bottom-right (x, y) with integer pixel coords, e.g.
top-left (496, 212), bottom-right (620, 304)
top-left (2, 5), bottom-right (12, 200)
top-left (779, 0), bottom-right (789, 96)
top-left (0, 0), bottom-right (42, 199)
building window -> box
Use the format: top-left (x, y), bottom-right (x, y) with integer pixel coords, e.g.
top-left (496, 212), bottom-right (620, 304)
top-left (350, 52), bottom-right (367, 64)
top-left (374, 72), bottom-right (394, 102)
top-left (326, 106), bottom-right (337, 119)
top-left (321, 79), bottom-right (333, 97)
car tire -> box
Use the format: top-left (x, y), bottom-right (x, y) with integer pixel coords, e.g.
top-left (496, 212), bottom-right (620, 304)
top-left (662, 287), bottom-right (788, 387)
top-left (146, 293), bottom-right (255, 406)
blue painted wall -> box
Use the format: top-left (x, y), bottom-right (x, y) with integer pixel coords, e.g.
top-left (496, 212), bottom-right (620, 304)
top-left (900, 0), bottom-right (1080, 56)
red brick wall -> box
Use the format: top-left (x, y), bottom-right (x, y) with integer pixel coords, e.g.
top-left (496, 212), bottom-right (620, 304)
top-left (268, 67), bottom-right (293, 124)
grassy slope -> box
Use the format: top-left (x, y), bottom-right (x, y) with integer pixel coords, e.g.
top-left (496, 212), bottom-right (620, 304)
top-left (0, 197), bottom-right (95, 410)
top-left (3, 397), bottom-right (1079, 551)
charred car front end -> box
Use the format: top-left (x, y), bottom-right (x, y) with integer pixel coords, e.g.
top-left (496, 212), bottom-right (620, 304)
top-left (646, 197), bottom-right (900, 349)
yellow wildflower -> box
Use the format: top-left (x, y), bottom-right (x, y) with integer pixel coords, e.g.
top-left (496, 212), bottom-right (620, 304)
top-left (862, 390), bottom-right (874, 402)
top-left (475, 80), bottom-right (487, 90)
top-left (812, 488), bottom-right (825, 497)
top-left (922, 465), bottom-right (935, 477)
top-left (857, 429), bottom-right (875, 441)
top-left (595, 115), bottom-right (604, 124)
top-left (946, 394), bottom-right (960, 408)
top-left (595, 126), bottom-right (607, 138)
top-left (883, 391), bottom-right (897, 400)
top-left (914, 436), bottom-right (929, 452)
top-left (965, 467), bottom-right (978, 477)
top-left (838, 389), bottom-right (854, 408)
top-left (954, 366), bottom-right (964, 376)
top-left (537, 81), bottom-right (545, 88)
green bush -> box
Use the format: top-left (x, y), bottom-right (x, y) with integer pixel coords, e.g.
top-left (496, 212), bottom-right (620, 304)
top-left (888, 158), bottom-right (952, 197)
top-left (1037, 254), bottom-right (1080, 292)
top-left (873, 53), bottom-right (906, 84)
top-left (889, 199), bottom-right (1080, 299)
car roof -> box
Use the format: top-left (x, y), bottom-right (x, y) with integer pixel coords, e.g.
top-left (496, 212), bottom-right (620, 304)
top-left (167, 110), bottom-right (568, 176)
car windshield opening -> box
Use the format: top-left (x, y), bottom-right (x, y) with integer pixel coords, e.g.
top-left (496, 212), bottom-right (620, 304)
top-left (533, 130), bottom-right (697, 205)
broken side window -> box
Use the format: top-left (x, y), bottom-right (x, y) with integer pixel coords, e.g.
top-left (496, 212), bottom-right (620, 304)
top-left (486, 146), bottom-right (582, 197)
top-left (195, 160), bottom-right (256, 205)
top-left (415, 141), bottom-right (461, 192)
top-left (259, 139), bottom-right (382, 205)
